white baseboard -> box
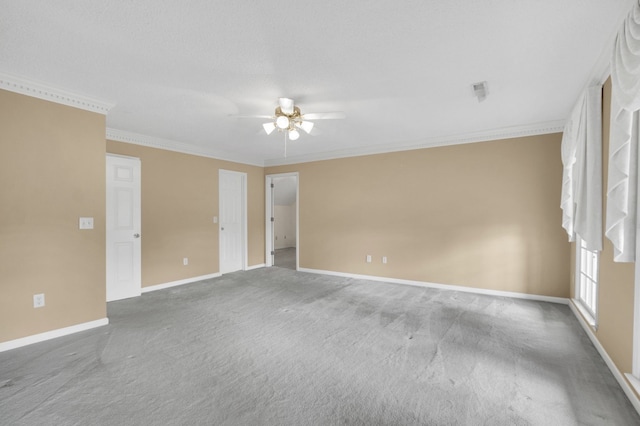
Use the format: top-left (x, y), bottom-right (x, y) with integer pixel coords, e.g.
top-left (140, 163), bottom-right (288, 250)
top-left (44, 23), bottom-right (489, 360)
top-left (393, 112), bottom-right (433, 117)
top-left (246, 263), bottom-right (266, 271)
top-left (141, 273), bottom-right (221, 293)
top-left (0, 318), bottom-right (109, 353)
top-left (569, 301), bottom-right (640, 415)
top-left (298, 268), bottom-right (569, 305)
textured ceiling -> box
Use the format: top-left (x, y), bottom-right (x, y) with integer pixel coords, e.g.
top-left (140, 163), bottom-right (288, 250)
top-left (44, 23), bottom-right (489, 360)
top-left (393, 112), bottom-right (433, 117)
top-left (0, 1), bottom-right (633, 166)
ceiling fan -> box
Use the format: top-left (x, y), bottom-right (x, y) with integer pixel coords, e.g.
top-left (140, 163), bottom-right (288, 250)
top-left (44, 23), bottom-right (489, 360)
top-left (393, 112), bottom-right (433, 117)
top-left (239, 98), bottom-right (346, 157)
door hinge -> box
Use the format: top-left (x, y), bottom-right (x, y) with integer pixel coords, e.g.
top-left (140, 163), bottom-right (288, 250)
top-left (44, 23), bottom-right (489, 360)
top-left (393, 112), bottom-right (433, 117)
top-left (271, 183), bottom-right (274, 188)
top-left (271, 251), bottom-right (275, 256)
top-left (271, 217), bottom-right (275, 222)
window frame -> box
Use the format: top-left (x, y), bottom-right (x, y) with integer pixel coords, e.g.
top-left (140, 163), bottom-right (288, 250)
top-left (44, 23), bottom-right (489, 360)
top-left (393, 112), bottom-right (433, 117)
top-left (574, 237), bottom-right (599, 328)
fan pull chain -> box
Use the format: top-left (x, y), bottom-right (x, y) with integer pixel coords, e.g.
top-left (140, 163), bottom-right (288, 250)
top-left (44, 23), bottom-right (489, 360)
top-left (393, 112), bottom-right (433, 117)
top-left (284, 131), bottom-right (288, 158)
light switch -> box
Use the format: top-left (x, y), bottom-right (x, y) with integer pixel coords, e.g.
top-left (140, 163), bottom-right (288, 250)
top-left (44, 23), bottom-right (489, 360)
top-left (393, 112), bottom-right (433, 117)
top-left (33, 293), bottom-right (45, 308)
top-left (79, 217), bottom-right (94, 229)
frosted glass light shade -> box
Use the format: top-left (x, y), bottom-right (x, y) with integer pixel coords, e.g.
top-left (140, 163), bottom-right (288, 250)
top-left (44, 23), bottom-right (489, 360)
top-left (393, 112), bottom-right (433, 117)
top-left (263, 122), bottom-right (276, 135)
top-left (276, 115), bottom-right (290, 129)
top-left (299, 121), bottom-right (314, 134)
top-left (289, 129), bottom-right (300, 140)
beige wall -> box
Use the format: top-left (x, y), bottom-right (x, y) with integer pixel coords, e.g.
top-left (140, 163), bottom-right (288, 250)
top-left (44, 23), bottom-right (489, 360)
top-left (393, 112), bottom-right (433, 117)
top-left (267, 134), bottom-right (570, 297)
top-left (572, 79), bottom-right (636, 376)
top-left (0, 89), bottom-right (107, 342)
top-left (0, 88), bottom-right (265, 345)
top-left (106, 141), bottom-right (265, 287)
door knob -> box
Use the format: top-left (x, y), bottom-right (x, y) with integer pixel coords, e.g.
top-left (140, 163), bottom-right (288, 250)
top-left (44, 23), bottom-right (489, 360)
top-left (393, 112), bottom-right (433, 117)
top-left (134, 233), bottom-right (140, 238)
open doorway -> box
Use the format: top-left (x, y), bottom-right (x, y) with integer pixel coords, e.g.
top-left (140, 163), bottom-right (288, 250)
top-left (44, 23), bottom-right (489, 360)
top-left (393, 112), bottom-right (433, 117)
top-left (266, 173), bottom-right (298, 270)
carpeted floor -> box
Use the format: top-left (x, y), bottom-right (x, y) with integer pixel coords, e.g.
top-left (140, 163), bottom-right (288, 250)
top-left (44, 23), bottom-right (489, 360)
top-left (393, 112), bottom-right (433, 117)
top-left (274, 247), bottom-right (296, 270)
top-left (1, 268), bottom-right (638, 425)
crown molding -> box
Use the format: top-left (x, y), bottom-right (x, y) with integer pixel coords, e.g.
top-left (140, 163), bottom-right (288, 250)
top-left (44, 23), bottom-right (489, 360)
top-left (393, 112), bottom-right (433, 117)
top-left (109, 120), bottom-right (564, 169)
top-left (106, 128), bottom-right (264, 167)
top-left (264, 120), bottom-right (565, 167)
top-left (0, 72), bottom-right (114, 114)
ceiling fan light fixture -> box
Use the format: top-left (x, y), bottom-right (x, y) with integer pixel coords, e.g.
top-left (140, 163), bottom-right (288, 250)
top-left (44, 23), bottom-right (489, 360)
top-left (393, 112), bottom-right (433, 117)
top-left (260, 97), bottom-right (345, 156)
top-left (279, 98), bottom-right (295, 115)
top-left (299, 121), bottom-right (314, 134)
top-left (276, 115), bottom-right (290, 129)
top-left (263, 122), bottom-right (276, 135)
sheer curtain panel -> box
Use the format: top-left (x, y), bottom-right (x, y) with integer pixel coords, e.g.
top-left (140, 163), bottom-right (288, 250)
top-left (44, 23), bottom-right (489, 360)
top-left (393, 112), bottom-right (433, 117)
top-left (561, 85), bottom-right (603, 251)
top-left (608, 1), bottom-right (640, 262)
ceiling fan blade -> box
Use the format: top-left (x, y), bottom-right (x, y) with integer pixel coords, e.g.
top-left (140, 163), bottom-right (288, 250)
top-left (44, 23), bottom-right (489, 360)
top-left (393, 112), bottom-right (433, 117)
top-left (278, 98), bottom-right (295, 115)
top-left (230, 114), bottom-right (273, 119)
top-left (308, 125), bottom-right (322, 136)
top-left (302, 112), bottom-right (346, 120)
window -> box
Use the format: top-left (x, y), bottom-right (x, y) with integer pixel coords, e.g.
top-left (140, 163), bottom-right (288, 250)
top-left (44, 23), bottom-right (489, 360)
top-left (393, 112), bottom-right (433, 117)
top-left (575, 238), bottom-right (599, 326)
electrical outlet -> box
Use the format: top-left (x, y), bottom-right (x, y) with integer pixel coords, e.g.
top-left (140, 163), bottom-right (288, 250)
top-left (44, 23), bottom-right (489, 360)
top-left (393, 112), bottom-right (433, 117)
top-left (382, 256), bottom-right (388, 264)
top-left (183, 257), bottom-right (188, 266)
top-left (33, 293), bottom-right (45, 308)
top-left (79, 217), bottom-right (94, 229)
top-left (366, 255), bottom-right (372, 263)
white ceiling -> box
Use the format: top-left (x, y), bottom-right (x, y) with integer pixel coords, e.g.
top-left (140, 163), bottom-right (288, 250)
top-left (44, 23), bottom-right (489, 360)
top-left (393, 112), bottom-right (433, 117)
top-left (0, 1), bottom-right (633, 166)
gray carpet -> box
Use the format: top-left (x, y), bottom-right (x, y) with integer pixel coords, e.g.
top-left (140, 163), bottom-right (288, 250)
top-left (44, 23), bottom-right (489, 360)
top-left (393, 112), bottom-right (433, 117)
top-left (274, 247), bottom-right (296, 270)
top-left (1, 268), bottom-right (638, 425)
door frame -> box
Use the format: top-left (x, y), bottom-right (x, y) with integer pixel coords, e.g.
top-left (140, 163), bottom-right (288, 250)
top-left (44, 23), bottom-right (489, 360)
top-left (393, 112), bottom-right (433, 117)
top-left (265, 172), bottom-right (299, 269)
top-left (219, 169), bottom-right (248, 273)
top-left (106, 153), bottom-right (142, 301)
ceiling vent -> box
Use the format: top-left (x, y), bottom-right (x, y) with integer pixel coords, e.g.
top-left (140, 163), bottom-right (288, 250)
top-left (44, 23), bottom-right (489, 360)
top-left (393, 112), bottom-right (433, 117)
top-left (472, 81), bottom-right (488, 102)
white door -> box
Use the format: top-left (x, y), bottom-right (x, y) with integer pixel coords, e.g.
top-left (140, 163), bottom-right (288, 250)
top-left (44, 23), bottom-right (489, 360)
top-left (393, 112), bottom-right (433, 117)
top-left (270, 181), bottom-right (275, 265)
top-left (106, 155), bottom-right (141, 301)
top-left (219, 170), bottom-right (246, 274)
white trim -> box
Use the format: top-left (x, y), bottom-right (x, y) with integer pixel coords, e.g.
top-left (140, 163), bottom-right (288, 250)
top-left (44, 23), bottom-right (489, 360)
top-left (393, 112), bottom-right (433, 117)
top-left (569, 303), bottom-right (640, 415)
top-left (0, 318), bottom-right (109, 353)
top-left (264, 120), bottom-right (565, 167)
top-left (246, 263), bottom-right (266, 271)
top-left (109, 120), bottom-right (565, 168)
top-left (109, 121), bottom-right (564, 168)
top-left (295, 176), bottom-right (299, 271)
top-left (107, 128), bottom-right (263, 167)
top-left (0, 72), bottom-right (114, 114)
top-left (625, 374), bottom-right (640, 406)
top-left (141, 273), bottom-right (221, 293)
top-left (298, 268), bottom-right (569, 305)
top-left (242, 173), bottom-right (248, 271)
top-left (265, 173), bottom-right (300, 270)
top-left (574, 239), bottom-right (600, 328)
top-left (572, 298), bottom-right (597, 329)
top-left (265, 177), bottom-right (274, 267)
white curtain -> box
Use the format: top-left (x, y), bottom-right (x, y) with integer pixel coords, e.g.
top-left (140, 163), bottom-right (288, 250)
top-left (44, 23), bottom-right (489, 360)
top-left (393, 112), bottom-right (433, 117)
top-left (607, 1), bottom-right (640, 262)
top-left (561, 85), bottom-right (603, 251)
